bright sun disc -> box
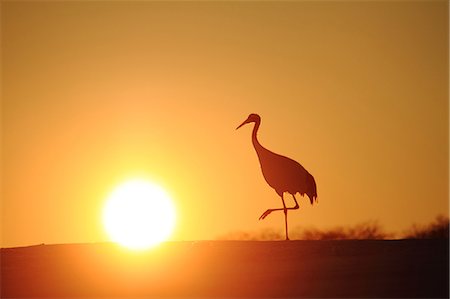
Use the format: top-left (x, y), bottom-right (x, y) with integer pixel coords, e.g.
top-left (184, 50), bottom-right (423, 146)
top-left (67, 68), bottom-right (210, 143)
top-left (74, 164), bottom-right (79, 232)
top-left (103, 179), bottom-right (176, 250)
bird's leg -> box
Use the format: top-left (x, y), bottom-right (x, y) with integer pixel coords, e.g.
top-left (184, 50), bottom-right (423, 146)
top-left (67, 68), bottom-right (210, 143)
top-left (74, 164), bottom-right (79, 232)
top-left (281, 195), bottom-right (289, 240)
top-left (286, 194), bottom-right (300, 240)
top-left (259, 194), bottom-right (301, 240)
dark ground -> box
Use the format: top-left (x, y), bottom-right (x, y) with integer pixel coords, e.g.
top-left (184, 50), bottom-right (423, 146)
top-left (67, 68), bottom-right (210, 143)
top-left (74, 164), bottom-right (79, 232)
top-left (1, 239), bottom-right (448, 298)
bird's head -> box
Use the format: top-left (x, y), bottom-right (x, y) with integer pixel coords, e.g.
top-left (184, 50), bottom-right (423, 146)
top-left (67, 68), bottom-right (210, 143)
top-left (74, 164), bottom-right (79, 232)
top-left (236, 113), bottom-right (261, 130)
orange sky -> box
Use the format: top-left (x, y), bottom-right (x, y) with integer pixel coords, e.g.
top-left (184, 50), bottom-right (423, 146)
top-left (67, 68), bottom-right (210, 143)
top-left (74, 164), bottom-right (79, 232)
top-left (2, 1), bottom-right (448, 247)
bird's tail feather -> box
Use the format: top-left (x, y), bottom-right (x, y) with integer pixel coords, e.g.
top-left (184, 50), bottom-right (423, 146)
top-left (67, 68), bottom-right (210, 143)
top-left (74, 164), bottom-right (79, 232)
top-left (307, 193), bottom-right (317, 205)
top-left (307, 175), bottom-right (318, 205)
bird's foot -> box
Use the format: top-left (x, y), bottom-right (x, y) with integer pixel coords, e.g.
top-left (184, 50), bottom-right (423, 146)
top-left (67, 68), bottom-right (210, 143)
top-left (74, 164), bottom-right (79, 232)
top-left (259, 209), bottom-right (273, 220)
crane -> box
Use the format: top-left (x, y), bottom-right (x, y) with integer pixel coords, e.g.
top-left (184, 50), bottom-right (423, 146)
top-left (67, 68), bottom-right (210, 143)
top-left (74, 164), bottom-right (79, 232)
top-left (236, 113), bottom-right (317, 240)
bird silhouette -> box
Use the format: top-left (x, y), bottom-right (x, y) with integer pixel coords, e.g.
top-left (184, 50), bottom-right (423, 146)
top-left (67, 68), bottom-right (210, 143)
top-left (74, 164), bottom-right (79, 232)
top-left (236, 113), bottom-right (317, 240)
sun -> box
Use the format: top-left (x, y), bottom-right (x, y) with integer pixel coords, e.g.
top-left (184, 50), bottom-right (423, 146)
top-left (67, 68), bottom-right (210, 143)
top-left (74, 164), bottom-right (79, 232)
top-left (103, 179), bottom-right (176, 250)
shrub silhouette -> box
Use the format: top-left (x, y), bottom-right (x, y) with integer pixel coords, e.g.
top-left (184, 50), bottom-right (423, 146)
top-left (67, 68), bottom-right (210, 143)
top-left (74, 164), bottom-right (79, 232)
top-left (403, 215), bottom-right (449, 239)
top-left (219, 228), bottom-right (284, 241)
top-left (219, 221), bottom-right (389, 240)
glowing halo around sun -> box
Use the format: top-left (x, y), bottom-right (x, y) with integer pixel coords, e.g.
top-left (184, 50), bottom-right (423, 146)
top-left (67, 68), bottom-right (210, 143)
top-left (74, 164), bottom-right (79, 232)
top-left (102, 179), bottom-right (176, 250)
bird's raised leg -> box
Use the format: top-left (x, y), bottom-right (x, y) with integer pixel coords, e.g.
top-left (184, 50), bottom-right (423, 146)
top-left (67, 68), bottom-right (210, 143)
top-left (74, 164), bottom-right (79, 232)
top-left (259, 194), bottom-right (300, 220)
top-left (259, 207), bottom-right (285, 220)
top-left (291, 194), bottom-right (299, 210)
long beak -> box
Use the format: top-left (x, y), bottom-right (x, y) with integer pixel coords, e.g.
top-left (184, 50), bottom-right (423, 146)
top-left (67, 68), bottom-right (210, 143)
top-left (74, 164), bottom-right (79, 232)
top-left (236, 120), bottom-right (247, 130)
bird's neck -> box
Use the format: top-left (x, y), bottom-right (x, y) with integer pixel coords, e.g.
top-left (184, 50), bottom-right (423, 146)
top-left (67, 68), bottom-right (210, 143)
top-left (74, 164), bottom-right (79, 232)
top-left (251, 120), bottom-right (263, 151)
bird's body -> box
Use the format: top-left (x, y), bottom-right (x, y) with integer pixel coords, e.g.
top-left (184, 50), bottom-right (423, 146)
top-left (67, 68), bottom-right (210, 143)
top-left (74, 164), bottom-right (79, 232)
top-left (254, 140), bottom-right (317, 203)
top-left (237, 114), bottom-right (317, 240)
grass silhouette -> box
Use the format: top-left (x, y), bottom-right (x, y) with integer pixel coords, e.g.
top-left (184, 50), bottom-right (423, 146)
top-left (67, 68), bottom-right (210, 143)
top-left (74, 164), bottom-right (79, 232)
top-left (219, 216), bottom-right (449, 240)
top-left (293, 220), bottom-right (389, 240)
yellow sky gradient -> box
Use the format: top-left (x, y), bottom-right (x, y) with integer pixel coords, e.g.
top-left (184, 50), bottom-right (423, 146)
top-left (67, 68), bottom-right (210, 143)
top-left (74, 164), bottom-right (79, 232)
top-left (2, 1), bottom-right (448, 247)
